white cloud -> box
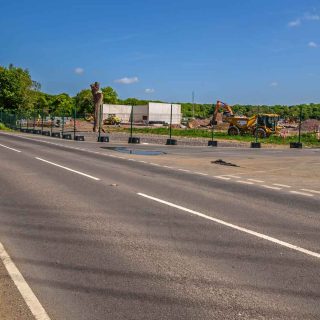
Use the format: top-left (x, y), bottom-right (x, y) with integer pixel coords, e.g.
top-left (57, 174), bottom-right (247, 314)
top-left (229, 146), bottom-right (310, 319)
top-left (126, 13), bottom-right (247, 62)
top-left (288, 19), bottom-right (301, 27)
top-left (270, 82), bottom-right (278, 87)
top-left (304, 13), bottom-right (320, 21)
top-left (74, 67), bottom-right (84, 75)
top-left (114, 77), bottom-right (139, 84)
top-left (308, 41), bottom-right (318, 48)
top-left (145, 88), bottom-right (155, 93)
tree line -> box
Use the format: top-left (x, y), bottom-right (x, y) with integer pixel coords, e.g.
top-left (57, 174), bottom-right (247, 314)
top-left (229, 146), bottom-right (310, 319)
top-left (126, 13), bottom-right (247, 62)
top-left (1, 64), bottom-right (319, 120)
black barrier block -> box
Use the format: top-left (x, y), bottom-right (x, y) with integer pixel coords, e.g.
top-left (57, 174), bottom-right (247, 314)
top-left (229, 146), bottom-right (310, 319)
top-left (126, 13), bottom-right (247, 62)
top-left (97, 136), bottom-right (109, 142)
top-left (251, 142), bottom-right (261, 148)
top-left (290, 142), bottom-right (303, 149)
top-left (20, 129), bottom-right (27, 133)
top-left (208, 140), bottom-right (218, 147)
top-left (62, 133), bottom-right (72, 140)
top-left (42, 131), bottom-right (50, 136)
top-left (26, 129), bottom-right (33, 133)
top-left (74, 135), bottom-right (85, 141)
top-left (51, 132), bottom-right (61, 138)
top-left (166, 139), bottom-right (177, 145)
top-left (128, 137), bottom-right (140, 144)
top-left (33, 129), bottom-right (42, 134)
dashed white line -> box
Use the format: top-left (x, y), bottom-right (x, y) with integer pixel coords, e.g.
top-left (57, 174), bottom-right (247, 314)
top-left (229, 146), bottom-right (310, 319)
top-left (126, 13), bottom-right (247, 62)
top-left (195, 172), bottom-right (208, 176)
top-left (247, 179), bottom-right (265, 183)
top-left (237, 181), bottom-right (254, 185)
top-left (215, 176), bottom-right (231, 180)
top-left (178, 169), bottom-right (191, 173)
top-left (0, 242), bottom-right (51, 320)
top-left (225, 175), bottom-right (241, 179)
top-left (301, 189), bottom-right (320, 195)
top-left (163, 165), bottom-right (173, 169)
top-left (290, 191), bottom-right (314, 197)
top-left (35, 157), bottom-right (100, 181)
top-left (137, 193), bottom-right (320, 259)
top-left (273, 184), bottom-right (291, 188)
top-left (0, 143), bottom-right (21, 153)
top-left (262, 185), bottom-right (282, 190)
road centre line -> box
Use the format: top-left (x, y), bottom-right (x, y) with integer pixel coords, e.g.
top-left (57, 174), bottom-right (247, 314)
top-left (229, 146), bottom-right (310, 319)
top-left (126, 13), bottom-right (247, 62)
top-left (290, 191), bottom-right (314, 197)
top-left (0, 242), bottom-right (51, 320)
top-left (262, 185), bottom-right (282, 190)
top-left (215, 176), bottom-right (231, 180)
top-left (0, 143), bottom-right (21, 153)
top-left (137, 193), bottom-right (320, 259)
top-left (237, 180), bottom-right (254, 185)
top-left (247, 179), bottom-right (265, 183)
top-left (35, 157), bottom-right (100, 181)
top-left (273, 184), bottom-right (291, 188)
top-left (301, 189), bottom-right (320, 195)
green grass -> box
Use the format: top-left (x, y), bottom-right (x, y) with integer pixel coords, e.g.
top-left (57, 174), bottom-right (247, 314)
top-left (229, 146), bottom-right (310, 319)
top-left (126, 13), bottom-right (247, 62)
top-left (107, 127), bottom-right (320, 147)
top-left (0, 122), bottom-right (12, 131)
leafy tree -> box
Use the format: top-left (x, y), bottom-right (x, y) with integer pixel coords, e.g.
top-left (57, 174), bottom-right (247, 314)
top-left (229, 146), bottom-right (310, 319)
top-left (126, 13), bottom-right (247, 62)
top-left (0, 64), bottom-right (34, 111)
top-left (49, 93), bottom-right (74, 116)
top-left (75, 89), bottom-right (93, 114)
top-left (102, 86), bottom-right (118, 104)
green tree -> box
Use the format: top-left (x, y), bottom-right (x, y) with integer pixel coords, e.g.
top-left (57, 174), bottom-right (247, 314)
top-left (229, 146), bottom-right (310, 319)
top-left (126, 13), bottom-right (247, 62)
top-left (102, 86), bottom-right (118, 104)
top-left (0, 64), bottom-right (34, 111)
top-left (49, 93), bottom-right (74, 116)
top-left (75, 89), bottom-right (93, 114)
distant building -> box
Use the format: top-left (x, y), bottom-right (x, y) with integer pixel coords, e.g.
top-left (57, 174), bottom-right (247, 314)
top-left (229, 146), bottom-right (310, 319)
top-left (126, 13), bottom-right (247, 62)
top-left (103, 102), bottom-right (182, 124)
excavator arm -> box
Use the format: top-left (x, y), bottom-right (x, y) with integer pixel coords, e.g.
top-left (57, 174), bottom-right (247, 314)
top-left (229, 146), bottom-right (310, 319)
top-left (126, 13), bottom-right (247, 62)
top-left (212, 100), bottom-right (234, 124)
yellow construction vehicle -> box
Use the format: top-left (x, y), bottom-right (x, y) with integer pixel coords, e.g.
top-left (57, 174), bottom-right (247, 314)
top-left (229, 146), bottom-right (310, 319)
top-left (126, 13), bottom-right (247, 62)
top-left (212, 101), bottom-right (281, 138)
top-left (103, 115), bottom-right (121, 125)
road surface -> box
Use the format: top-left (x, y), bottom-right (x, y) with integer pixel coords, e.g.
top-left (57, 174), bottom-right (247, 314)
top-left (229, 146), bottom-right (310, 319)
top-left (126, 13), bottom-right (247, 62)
top-left (0, 132), bottom-right (319, 320)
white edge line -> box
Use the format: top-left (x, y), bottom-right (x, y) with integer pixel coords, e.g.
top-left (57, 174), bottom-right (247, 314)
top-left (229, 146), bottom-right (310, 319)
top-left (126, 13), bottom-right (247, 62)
top-left (290, 191), bottom-right (314, 197)
top-left (0, 242), bottom-right (51, 320)
top-left (35, 157), bottom-right (100, 181)
top-left (0, 143), bottom-right (21, 153)
top-left (137, 193), bottom-right (320, 259)
top-left (301, 189), bottom-right (320, 195)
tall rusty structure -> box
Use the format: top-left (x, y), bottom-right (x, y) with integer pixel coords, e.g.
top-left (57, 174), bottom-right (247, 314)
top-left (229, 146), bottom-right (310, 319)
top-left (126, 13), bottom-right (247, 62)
top-left (90, 82), bottom-right (104, 132)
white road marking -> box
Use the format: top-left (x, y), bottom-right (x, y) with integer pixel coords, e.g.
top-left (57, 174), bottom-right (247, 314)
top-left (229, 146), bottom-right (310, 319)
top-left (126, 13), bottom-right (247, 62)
top-left (178, 169), bottom-right (191, 172)
top-left (262, 185), bottom-right (282, 190)
top-left (150, 163), bottom-right (161, 166)
top-left (35, 157), bottom-right (100, 181)
top-left (237, 181), bottom-right (254, 185)
top-left (0, 143), bottom-right (21, 153)
top-left (248, 179), bottom-right (265, 183)
top-left (0, 242), bottom-right (51, 320)
top-left (139, 160), bottom-right (147, 163)
top-left (137, 193), bottom-right (320, 259)
top-left (273, 184), bottom-right (291, 188)
top-left (195, 172), bottom-right (208, 176)
top-left (301, 189), bottom-right (320, 195)
top-left (215, 176), bottom-right (231, 180)
top-left (225, 175), bottom-right (241, 179)
top-left (290, 191), bottom-right (314, 197)
top-left (128, 159), bottom-right (136, 161)
top-left (163, 165), bottom-right (173, 169)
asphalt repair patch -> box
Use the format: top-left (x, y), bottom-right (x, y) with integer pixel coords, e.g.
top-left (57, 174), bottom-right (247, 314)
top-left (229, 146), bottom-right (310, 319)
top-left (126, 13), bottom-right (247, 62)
top-left (101, 147), bottom-right (166, 156)
top-left (212, 159), bottom-right (240, 167)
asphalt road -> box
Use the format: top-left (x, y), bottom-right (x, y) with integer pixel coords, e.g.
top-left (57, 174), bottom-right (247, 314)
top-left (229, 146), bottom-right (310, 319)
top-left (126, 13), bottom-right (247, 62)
top-left (0, 133), bottom-right (319, 320)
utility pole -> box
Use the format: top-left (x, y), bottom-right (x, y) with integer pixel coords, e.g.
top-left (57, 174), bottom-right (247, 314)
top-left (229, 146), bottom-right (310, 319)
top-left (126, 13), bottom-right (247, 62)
top-left (192, 91), bottom-right (195, 119)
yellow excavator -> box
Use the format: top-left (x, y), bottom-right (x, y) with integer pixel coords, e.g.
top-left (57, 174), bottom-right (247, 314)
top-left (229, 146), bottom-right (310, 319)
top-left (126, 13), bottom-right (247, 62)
top-left (211, 101), bottom-right (281, 138)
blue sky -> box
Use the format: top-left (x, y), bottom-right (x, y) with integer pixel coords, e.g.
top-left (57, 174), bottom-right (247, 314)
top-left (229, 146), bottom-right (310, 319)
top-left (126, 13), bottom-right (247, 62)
top-left (1, 0), bottom-right (319, 104)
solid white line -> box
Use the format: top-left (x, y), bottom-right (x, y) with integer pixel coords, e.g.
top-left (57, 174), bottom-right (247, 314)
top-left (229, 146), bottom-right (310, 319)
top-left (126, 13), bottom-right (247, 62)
top-left (35, 157), bottom-right (100, 181)
top-left (273, 184), bottom-right (291, 188)
top-left (0, 242), bottom-right (51, 320)
top-left (137, 193), bottom-right (320, 259)
top-left (262, 185), bottom-right (282, 190)
top-left (290, 191), bottom-right (314, 197)
top-left (248, 179), bottom-right (265, 183)
top-left (0, 143), bottom-right (21, 153)
top-left (301, 189), bottom-right (320, 195)
top-left (237, 181), bottom-right (254, 185)
top-left (215, 176), bottom-right (231, 180)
